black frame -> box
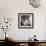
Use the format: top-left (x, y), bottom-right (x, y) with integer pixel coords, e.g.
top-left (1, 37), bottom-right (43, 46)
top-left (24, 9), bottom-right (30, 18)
top-left (18, 13), bottom-right (34, 29)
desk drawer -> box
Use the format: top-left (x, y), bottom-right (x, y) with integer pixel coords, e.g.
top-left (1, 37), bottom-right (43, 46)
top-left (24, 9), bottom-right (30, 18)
top-left (16, 43), bottom-right (28, 46)
top-left (38, 43), bottom-right (46, 46)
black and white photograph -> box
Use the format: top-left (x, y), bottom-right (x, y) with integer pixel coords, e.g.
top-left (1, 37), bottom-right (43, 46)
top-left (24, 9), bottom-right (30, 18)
top-left (18, 13), bottom-right (34, 28)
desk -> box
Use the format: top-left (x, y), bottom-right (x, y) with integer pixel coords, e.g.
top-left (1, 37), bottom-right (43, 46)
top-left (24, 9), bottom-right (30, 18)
top-left (14, 40), bottom-right (46, 46)
top-left (5, 39), bottom-right (46, 46)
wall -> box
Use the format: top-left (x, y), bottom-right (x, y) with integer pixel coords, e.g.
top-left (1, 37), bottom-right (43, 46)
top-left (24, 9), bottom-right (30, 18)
top-left (0, 0), bottom-right (46, 40)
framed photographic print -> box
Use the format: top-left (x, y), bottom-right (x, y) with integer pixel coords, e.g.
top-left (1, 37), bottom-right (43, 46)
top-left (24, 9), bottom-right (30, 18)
top-left (18, 13), bottom-right (34, 28)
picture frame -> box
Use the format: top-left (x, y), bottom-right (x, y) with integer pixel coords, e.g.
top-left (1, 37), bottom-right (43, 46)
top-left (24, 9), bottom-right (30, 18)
top-left (18, 13), bottom-right (34, 29)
